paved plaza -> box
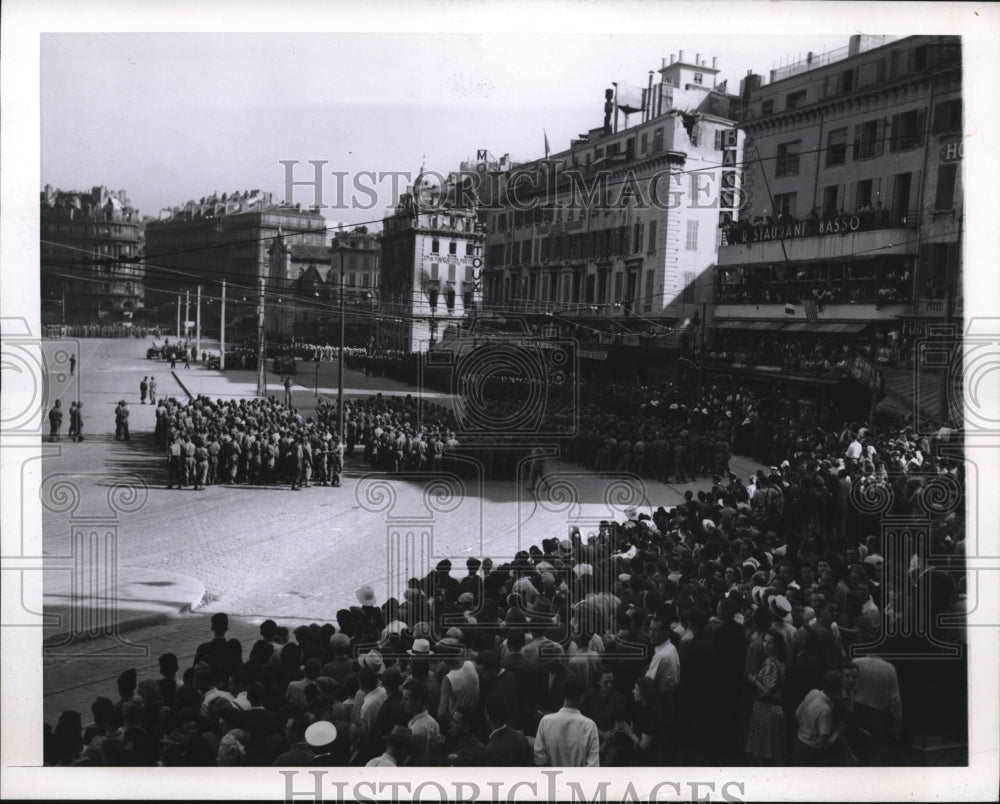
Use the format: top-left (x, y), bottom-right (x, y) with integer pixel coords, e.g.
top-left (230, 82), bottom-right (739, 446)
top-left (39, 337), bottom-right (766, 723)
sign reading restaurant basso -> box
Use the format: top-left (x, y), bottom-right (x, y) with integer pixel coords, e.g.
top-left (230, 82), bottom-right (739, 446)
top-left (727, 215), bottom-right (862, 244)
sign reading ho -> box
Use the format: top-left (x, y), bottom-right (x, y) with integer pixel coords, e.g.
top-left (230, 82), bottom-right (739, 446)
top-left (939, 141), bottom-right (963, 163)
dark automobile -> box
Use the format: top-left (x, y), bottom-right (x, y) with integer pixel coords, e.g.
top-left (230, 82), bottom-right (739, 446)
top-left (207, 354), bottom-right (222, 370)
top-left (146, 346), bottom-right (162, 359)
top-left (272, 356), bottom-right (297, 374)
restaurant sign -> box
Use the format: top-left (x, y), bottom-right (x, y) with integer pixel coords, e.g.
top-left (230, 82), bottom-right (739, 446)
top-left (726, 215), bottom-right (862, 244)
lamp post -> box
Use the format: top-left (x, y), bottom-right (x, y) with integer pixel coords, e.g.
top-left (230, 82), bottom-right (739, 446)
top-left (426, 284), bottom-right (439, 347)
top-left (255, 276), bottom-right (266, 398)
top-left (195, 284), bottom-right (202, 358)
top-left (219, 279), bottom-right (226, 370)
top-left (338, 249), bottom-right (345, 438)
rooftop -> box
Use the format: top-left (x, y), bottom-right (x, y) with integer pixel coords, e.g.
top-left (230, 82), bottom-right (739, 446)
top-left (768, 35), bottom-right (898, 84)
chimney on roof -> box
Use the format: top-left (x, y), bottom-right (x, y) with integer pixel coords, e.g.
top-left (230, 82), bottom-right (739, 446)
top-left (696, 53), bottom-right (701, 66)
top-left (670, 53), bottom-right (675, 64)
top-left (679, 50), bottom-right (684, 62)
top-left (713, 56), bottom-right (717, 69)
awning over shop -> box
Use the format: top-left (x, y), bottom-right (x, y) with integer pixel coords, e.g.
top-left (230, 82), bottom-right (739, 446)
top-left (713, 320), bottom-right (788, 331)
top-left (876, 395), bottom-right (911, 418)
top-left (771, 321), bottom-right (870, 333)
top-left (786, 322), bottom-right (869, 333)
top-left (578, 343), bottom-right (611, 360)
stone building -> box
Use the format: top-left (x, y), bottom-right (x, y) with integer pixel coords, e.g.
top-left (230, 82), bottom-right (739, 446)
top-left (379, 176), bottom-right (485, 352)
top-left (40, 185), bottom-right (145, 324)
top-left (714, 34), bottom-right (962, 422)
top-left (144, 190), bottom-right (327, 336)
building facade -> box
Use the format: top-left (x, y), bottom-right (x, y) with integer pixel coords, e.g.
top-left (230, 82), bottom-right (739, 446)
top-left (267, 226), bottom-right (380, 345)
top-left (713, 34), bottom-right (962, 421)
top-left (40, 185), bottom-right (145, 324)
top-left (379, 178), bottom-right (485, 352)
top-left (481, 53), bottom-right (744, 378)
top-left (144, 190), bottom-right (327, 336)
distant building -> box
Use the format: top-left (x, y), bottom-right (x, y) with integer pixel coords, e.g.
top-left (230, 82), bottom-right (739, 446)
top-left (379, 175), bottom-right (485, 352)
top-left (144, 191), bottom-right (327, 336)
top-left (40, 185), bottom-right (145, 324)
top-left (482, 51), bottom-right (744, 381)
top-left (267, 226), bottom-right (380, 344)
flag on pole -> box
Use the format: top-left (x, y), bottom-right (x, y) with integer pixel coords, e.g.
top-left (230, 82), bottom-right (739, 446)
top-left (544, 130), bottom-right (551, 158)
top-left (785, 302), bottom-right (796, 315)
top-left (803, 299), bottom-right (818, 324)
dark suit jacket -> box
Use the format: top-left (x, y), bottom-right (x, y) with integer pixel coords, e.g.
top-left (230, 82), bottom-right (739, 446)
top-left (483, 725), bottom-right (531, 766)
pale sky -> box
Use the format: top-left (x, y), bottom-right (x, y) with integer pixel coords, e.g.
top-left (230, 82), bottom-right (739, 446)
top-left (34, 1), bottom-right (989, 233)
top-left (41, 30), bottom-right (844, 226)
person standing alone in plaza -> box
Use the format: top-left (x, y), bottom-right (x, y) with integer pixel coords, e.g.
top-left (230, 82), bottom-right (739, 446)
top-left (114, 400), bottom-right (131, 441)
top-left (140, 376), bottom-right (149, 404)
top-left (68, 354), bottom-right (76, 376)
top-left (148, 376), bottom-right (157, 404)
top-left (67, 401), bottom-right (79, 442)
top-left (69, 401), bottom-right (84, 442)
top-left (283, 375), bottom-right (294, 408)
top-left (48, 399), bottom-right (63, 442)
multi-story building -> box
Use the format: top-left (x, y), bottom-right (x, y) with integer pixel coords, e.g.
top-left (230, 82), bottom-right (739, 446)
top-left (482, 53), bottom-right (744, 380)
top-left (267, 226), bottom-right (380, 344)
top-left (144, 190), bottom-right (327, 336)
top-left (40, 185), bottom-right (145, 324)
top-left (714, 34), bottom-right (962, 423)
top-left (379, 175), bottom-right (485, 352)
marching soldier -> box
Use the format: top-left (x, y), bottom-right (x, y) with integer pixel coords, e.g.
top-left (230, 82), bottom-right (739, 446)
top-left (329, 435), bottom-right (345, 487)
top-left (167, 438), bottom-right (184, 489)
top-left (207, 435), bottom-right (221, 485)
top-left (182, 434), bottom-right (197, 487)
top-left (301, 437), bottom-right (313, 488)
top-left (193, 439), bottom-right (209, 490)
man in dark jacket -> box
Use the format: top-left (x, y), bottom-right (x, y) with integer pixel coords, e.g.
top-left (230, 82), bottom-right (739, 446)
top-left (48, 400), bottom-right (63, 442)
top-left (482, 698), bottom-right (530, 766)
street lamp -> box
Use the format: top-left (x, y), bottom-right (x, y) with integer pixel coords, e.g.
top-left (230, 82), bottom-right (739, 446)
top-left (336, 247), bottom-right (346, 438)
top-left (426, 284), bottom-right (439, 346)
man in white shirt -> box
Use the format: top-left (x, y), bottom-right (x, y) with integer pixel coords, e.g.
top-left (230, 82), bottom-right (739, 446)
top-left (533, 675), bottom-right (600, 767)
top-left (794, 671), bottom-right (847, 765)
top-left (645, 619), bottom-right (680, 695)
top-left (845, 437), bottom-right (863, 462)
top-left (852, 655), bottom-right (902, 763)
top-left (436, 643), bottom-right (480, 729)
top-left (196, 668), bottom-right (235, 717)
top-left (357, 666), bottom-right (387, 737)
top-left (402, 680), bottom-right (440, 766)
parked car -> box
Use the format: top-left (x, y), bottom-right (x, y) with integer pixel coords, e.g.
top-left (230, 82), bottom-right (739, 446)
top-left (146, 346), bottom-right (162, 359)
top-left (207, 353), bottom-right (221, 370)
top-left (272, 355), bottom-right (297, 374)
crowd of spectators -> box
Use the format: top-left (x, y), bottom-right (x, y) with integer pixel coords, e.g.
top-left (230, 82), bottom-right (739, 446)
top-left (49, 376), bottom-right (965, 766)
top-left (44, 324), bottom-right (163, 339)
top-left (704, 327), bottom-right (915, 377)
top-left (716, 262), bottom-right (913, 307)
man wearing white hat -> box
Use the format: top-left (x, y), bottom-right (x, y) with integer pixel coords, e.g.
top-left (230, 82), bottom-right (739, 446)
top-left (305, 720), bottom-right (338, 766)
top-left (769, 594), bottom-right (797, 659)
